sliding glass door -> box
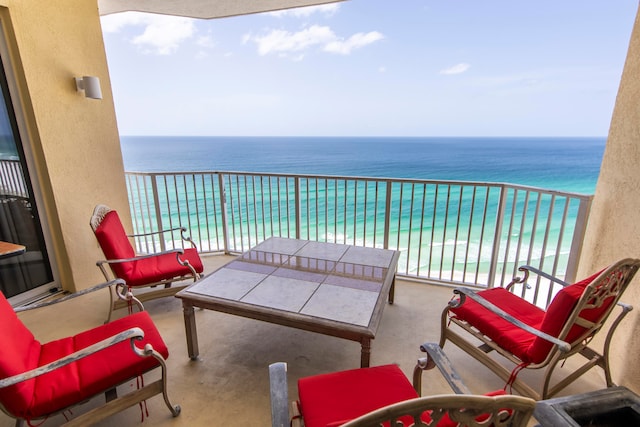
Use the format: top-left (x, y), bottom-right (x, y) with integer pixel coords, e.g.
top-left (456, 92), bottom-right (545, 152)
top-left (0, 37), bottom-right (54, 300)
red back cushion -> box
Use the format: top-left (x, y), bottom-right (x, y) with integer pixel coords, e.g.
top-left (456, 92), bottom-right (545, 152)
top-left (0, 293), bottom-right (41, 417)
top-left (528, 269), bottom-right (606, 362)
top-left (93, 210), bottom-right (135, 279)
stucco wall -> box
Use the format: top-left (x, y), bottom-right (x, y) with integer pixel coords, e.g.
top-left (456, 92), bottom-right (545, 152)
top-left (578, 6), bottom-right (640, 393)
top-left (0, 0), bottom-right (132, 291)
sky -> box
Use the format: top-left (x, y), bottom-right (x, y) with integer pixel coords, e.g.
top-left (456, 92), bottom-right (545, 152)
top-left (100, 0), bottom-right (638, 137)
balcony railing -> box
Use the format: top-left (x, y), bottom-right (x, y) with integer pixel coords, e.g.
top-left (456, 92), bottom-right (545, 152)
top-left (125, 170), bottom-right (591, 302)
top-left (0, 159), bottom-right (27, 198)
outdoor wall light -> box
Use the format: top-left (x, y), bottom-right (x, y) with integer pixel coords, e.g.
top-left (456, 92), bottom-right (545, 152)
top-left (75, 76), bottom-right (102, 100)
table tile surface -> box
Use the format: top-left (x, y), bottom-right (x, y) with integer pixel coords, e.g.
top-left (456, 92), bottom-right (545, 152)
top-left (184, 237), bottom-right (398, 327)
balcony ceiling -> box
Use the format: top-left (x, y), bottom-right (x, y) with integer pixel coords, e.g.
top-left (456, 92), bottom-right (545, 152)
top-left (98, 0), bottom-right (346, 19)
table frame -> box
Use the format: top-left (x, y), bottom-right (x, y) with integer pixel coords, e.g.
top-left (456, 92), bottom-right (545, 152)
top-left (176, 238), bottom-right (400, 368)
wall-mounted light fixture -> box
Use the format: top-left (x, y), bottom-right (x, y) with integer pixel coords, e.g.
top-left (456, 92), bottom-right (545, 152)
top-left (75, 76), bottom-right (102, 100)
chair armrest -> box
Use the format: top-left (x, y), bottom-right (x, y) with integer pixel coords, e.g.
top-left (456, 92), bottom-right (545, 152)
top-left (415, 342), bottom-right (471, 395)
top-left (128, 227), bottom-right (198, 249)
top-left (14, 279), bottom-right (125, 313)
top-left (127, 226), bottom-right (186, 238)
top-left (269, 362), bottom-right (290, 427)
top-left (451, 287), bottom-right (572, 352)
top-left (96, 248), bottom-right (185, 266)
top-left (617, 301), bottom-right (633, 312)
top-left (0, 327), bottom-right (149, 389)
top-left (507, 265), bottom-right (570, 290)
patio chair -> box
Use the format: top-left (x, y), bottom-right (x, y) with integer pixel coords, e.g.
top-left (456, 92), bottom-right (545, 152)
top-left (0, 279), bottom-right (181, 426)
top-left (439, 258), bottom-right (640, 400)
top-left (269, 342), bottom-right (536, 427)
top-left (90, 204), bottom-right (204, 322)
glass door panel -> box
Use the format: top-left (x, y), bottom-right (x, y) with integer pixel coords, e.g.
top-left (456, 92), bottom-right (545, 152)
top-left (0, 54), bottom-right (54, 299)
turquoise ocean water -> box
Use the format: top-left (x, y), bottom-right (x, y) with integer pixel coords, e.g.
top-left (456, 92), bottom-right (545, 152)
top-left (121, 136), bottom-right (605, 283)
top-left (121, 136), bottom-right (604, 194)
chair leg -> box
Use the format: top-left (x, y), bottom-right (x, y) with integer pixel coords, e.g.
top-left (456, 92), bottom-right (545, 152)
top-left (601, 303), bottom-right (632, 386)
top-left (444, 328), bottom-right (541, 399)
top-left (149, 347), bottom-right (181, 417)
top-left (543, 349), bottom-right (604, 399)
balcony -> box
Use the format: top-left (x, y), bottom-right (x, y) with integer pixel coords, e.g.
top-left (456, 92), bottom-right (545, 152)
top-left (0, 1), bottom-right (637, 425)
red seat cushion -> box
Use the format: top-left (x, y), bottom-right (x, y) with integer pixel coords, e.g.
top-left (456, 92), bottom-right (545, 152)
top-left (450, 270), bottom-right (603, 364)
top-left (0, 309), bottom-right (168, 420)
top-left (450, 287), bottom-right (544, 363)
top-left (94, 210), bottom-right (203, 287)
top-left (298, 364), bottom-right (419, 427)
top-left (298, 364), bottom-right (508, 427)
top-left (124, 247), bottom-right (204, 287)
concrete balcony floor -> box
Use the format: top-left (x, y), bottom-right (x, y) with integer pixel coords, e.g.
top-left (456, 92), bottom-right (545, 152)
top-left (2, 254), bottom-right (606, 426)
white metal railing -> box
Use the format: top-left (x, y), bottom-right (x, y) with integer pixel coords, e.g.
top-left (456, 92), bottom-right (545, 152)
top-left (0, 159), bottom-right (28, 198)
top-left (125, 170), bottom-right (592, 298)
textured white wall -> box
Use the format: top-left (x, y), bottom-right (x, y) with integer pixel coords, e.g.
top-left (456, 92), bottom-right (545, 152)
top-left (578, 5), bottom-right (640, 394)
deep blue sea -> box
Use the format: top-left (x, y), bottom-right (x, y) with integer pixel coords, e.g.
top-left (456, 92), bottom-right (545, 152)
top-left (121, 136), bottom-right (605, 194)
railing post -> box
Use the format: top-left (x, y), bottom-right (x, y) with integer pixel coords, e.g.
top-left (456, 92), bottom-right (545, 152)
top-left (218, 173), bottom-right (231, 254)
top-left (383, 180), bottom-right (392, 250)
top-left (564, 196), bottom-right (592, 283)
top-left (295, 176), bottom-right (301, 239)
top-left (149, 175), bottom-right (166, 252)
top-left (487, 185), bottom-right (508, 288)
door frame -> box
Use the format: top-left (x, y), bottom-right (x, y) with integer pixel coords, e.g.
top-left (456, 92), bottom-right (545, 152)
top-left (0, 16), bottom-right (60, 305)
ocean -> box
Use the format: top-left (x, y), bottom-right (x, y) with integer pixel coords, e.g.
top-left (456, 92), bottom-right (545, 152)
top-left (121, 136), bottom-right (605, 194)
top-left (121, 136), bottom-right (604, 286)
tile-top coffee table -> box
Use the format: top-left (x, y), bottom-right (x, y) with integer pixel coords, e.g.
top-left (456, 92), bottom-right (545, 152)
top-left (176, 237), bottom-right (400, 367)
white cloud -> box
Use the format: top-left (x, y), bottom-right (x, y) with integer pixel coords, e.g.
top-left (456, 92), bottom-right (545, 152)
top-left (100, 12), bottom-right (197, 55)
top-left (249, 25), bottom-right (336, 56)
top-left (324, 31), bottom-right (384, 55)
top-left (440, 63), bottom-right (471, 75)
top-left (269, 4), bottom-right (340, 18)
top-left (245, 25), bottom-right (383, 58)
